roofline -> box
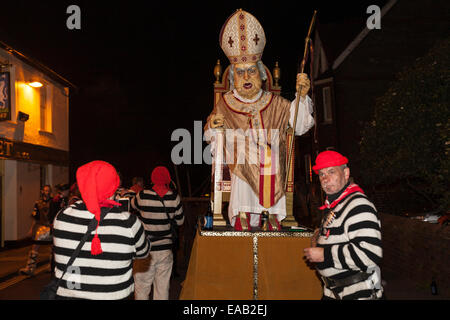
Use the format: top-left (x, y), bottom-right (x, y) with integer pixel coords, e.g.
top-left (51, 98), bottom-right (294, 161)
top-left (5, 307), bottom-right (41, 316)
top-left (0, 40), bottom-right (77, 91)
top-left (331, 0), bottom-right (398, 71)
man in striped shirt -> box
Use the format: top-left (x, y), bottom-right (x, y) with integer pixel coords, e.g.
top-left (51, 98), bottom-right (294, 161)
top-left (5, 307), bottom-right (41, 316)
top-left (52, 161), bottom-right (150, 300)
top-left (132, 166), bottom-right (184, 300)
top-left (304, 151), bottom-right (383, 300)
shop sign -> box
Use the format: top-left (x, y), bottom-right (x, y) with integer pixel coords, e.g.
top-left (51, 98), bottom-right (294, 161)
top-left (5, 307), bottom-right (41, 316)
top-left (0, 72), bottom-right (11, 121)
top-left (0, 137), bottom-right (68, 164)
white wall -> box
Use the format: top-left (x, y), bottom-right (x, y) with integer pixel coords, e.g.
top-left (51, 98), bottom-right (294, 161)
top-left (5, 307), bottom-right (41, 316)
top-left (17, 161), bottom-right (40, 239)
top-left (3, 160), bottom-right (41, 241)
top-left (2, 161), bottom-right (69, 241)
top-left (3, 160), bottom-right (18, 240)
top-left (48, 164), bottom-right (69, 188)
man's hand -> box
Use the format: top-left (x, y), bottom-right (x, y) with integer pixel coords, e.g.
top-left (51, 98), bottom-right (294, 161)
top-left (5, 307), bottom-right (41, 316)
top-left (303, 247), bottom-right (324, 263)
top-left (296, 73), bottom-right (310, 98)
top-left (310, 228), bottom-right (320, 247)
top-left (210, 113), bottom-right (225, 129)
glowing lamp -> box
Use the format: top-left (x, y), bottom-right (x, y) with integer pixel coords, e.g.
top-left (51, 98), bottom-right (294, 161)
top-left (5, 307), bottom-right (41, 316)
top-left (28, 81), bottom-right (43, 88)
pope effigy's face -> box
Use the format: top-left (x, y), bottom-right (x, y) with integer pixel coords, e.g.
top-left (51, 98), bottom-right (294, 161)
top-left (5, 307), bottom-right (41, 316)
top-left (233, 62), bottom-right (262, 100)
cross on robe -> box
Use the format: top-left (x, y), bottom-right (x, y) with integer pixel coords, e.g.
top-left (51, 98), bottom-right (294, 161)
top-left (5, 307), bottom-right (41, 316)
top-left (253, 34), bottom-right (260, 45)
top-left (228, 36), bottom-right (234, 47)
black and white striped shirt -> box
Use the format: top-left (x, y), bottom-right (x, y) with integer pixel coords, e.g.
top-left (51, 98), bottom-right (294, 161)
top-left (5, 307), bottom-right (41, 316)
top-left (316, 192), bottom-right (383, 300)
top-left (53, 201), bottom-right (150, 300)
top-left (131, 189), bottom-right (184, 251)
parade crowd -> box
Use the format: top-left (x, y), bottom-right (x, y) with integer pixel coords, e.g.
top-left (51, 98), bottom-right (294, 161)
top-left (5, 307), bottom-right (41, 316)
top-left (19, 8), bottom-right (383, 301)
top-left (20, 162), bottom-right (184, 300)
top-left (21, 150), bottom-right (383, 300)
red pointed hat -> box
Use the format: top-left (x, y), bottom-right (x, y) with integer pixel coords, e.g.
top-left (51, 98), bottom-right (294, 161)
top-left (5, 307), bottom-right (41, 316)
top-left (151, 166), bottom-right (171, 197)
top-left (312, 151), bottom-right (348, 174)
top-left (76, 160), bottom-right (121, 255)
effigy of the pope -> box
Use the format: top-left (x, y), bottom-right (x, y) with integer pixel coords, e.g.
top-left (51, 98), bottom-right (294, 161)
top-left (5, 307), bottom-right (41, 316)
top-left (179, 9), bottom-right (322, 300)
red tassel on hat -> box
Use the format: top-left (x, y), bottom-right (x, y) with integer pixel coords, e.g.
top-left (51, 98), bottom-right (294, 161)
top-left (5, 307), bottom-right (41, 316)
top-left (90, 222), bottom-right (103, 255)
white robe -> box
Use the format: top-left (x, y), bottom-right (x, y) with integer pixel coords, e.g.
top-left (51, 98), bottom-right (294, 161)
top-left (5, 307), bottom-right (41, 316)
top-left (206, 90), bottom-right (314, 227)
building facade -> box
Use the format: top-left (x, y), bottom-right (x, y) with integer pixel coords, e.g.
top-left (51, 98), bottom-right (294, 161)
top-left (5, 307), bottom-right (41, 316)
top-left (293, 0), bottom-right (449, 222)
top-left (0, 42), bottom-right (73, 246)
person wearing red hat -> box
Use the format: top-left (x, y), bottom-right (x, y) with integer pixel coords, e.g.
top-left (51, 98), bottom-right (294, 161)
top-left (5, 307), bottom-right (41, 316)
top-left (303, 151), bottom-right (384, 300)
top-left (131, 166), bottom-right (184, 300)
top-left (52, 160), bottom-right (150, 300)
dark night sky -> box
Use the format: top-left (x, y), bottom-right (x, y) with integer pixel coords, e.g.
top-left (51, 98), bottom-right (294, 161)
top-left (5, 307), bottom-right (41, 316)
top-left (0, 0), bottom-right (387, 192)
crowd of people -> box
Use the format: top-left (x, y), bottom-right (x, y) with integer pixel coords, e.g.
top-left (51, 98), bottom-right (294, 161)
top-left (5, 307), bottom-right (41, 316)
top-left (19, 153), bottom-right (382, 300)
top-left (17, 7), bottom-right (383, 301)
top-left (19, 183), bottom-right (77, 276)
top-left (20, 162), bottom-right (184, 300)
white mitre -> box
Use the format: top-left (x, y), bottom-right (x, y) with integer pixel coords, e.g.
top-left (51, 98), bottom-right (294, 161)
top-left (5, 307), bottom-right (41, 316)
top-left (219, 9), bottom-right (266, 65)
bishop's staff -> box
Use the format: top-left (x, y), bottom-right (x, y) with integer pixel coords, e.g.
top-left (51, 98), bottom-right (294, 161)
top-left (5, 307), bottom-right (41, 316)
top-left (284, 10), bottom-right (317, 191)
top-left (212, 127), bottom-right (224, 216)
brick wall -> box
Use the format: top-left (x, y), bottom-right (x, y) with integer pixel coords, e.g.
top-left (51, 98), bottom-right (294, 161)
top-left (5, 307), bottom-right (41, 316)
top-left (380, 213), bottom-right (450, 296)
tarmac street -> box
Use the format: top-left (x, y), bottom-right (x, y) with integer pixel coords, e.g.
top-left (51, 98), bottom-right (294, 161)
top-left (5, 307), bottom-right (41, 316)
top-left (0, 243), bottom-right (184, 300)
top-left (0, 244), bottom-right (52, 283)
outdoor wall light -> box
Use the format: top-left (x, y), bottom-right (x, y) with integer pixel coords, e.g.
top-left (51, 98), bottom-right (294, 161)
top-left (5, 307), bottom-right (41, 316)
top-left (27, 81), bottom-right (43, 88)
top-left (18, 111), bottom-right (29, 122)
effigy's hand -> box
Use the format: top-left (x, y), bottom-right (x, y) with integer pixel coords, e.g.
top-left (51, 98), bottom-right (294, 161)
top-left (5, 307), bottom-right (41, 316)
top-left (210, 113), bottom-right (225, 129)
top-left (296, 73), bottom-right (310, 98)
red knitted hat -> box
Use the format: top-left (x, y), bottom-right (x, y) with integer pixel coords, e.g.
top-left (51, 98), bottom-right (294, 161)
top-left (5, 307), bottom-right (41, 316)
top-left (312, 151), bottom-right (348, 174)
top-left (76, 160), bottom-right (120, 255)
top-left (151, 166), bottom-right (171, 197)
